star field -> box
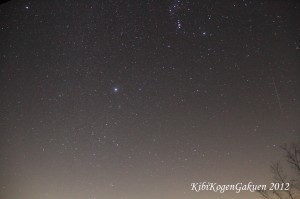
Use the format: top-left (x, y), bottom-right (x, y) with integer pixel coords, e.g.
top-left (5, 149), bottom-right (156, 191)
top-left (0, 0), bottom-right (299, 199)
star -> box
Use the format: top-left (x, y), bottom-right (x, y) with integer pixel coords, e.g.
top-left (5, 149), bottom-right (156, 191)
top-left (113, 87), bottom-right (119, 92)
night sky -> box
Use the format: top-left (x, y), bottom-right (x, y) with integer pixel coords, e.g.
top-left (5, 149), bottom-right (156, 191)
top-left (0, 0), bottom-right (300, 198)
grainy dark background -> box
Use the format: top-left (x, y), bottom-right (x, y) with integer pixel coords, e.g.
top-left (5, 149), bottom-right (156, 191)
top-left (0, 0), bottom-right (299, 198)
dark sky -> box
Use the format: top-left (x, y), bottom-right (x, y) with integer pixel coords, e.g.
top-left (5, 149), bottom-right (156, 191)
top-left (0, 0), bottom-right (299, 198)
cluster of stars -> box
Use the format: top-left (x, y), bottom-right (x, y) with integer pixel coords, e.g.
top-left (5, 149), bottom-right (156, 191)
top-left (0, 0), bottom-right (299, 199)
